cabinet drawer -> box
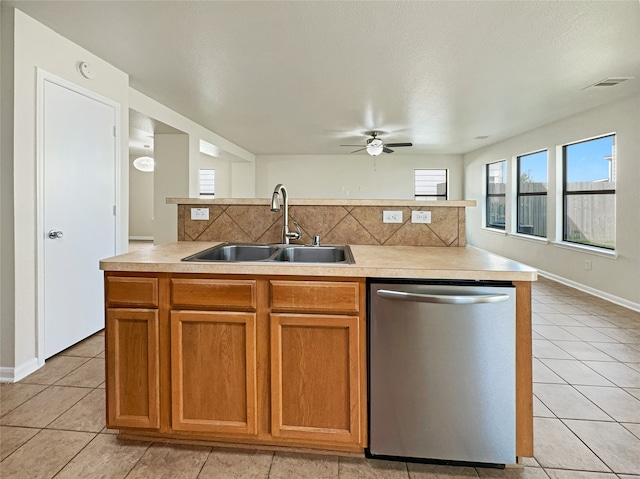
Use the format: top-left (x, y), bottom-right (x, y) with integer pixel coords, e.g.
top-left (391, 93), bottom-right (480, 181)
top-left (106, 276), bottom-right (158, 308)
top-left (270, 280), bottom-right (360, 314)
top-left (171, 278), bottom-right (257, 310)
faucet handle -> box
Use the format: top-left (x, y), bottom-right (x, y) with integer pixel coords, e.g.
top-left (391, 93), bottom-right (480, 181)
top-left (312, 235), bottom-right (321, 246)
top-left (286, 222), bottom-right (302, 241)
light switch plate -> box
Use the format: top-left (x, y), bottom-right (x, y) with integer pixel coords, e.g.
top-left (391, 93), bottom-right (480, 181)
top-left (383, 210), bottom-right (403, 223)
top-left (191, 208), bottom-right (209, 220)
top-left (411, 211), bottom-right (432, 223)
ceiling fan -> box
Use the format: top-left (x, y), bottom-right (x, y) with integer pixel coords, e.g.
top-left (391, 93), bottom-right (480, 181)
top-left (341, 131), bottom-right (413, 156)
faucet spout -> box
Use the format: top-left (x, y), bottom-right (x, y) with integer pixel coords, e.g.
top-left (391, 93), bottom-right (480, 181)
top-left (270, 184), bottom-right (300, 244)
top-left (270, 191), bottom-right (281, 212)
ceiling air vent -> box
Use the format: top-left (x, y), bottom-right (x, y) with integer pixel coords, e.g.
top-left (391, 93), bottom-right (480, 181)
top-left (585, 77), bottom-right (634, 89)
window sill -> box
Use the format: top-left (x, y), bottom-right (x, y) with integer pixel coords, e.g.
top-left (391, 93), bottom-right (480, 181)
top-left (481, 227), bottom-right (507, 236)
top-left (509, 233), bottom-right (549, 245)
top-left (551, 241), bottom-right (617, 259)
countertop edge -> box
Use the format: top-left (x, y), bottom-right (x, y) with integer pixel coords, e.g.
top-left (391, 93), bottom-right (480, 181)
top-left (166, 198), bottom-right (477, 207)
top-left (99, 264), bottom-right (537, 281)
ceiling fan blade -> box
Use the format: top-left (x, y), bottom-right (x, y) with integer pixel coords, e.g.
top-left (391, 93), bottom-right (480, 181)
top-left (340, 144), bottom-right (366, 147)
top-left (383, 147), bottom-right (394, 154)
top-left (350, 147), bottom-right (367, 153)
top-left (385, 142), bottom-right (413, 148)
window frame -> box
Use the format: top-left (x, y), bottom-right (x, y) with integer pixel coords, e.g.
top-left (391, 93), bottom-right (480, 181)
top-left (562, 134), bottom-right (616, 251)
top-left (516, 149), bottom-right (548, 238)
top-left (485, 160), bottom-right (506, 230)
top-left (414, 168), bottom-right (448, 200)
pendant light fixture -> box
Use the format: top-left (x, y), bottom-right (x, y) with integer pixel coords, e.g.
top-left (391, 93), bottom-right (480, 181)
top-left (133, 144), bottom-right (154, 172)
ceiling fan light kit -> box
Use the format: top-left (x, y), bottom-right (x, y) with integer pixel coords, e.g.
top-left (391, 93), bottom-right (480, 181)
top-left (366, 139), bottom-right (384, 156)
top-left (341, 131), bottom-right (413, 156)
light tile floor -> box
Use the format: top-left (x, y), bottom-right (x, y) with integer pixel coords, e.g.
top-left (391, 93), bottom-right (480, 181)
top-left (1, 277), bottom-right (639, 478)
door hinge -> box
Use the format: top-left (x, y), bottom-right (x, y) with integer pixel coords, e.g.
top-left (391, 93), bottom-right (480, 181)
top-left (112, 125), bottom-right (116, 137)
top-left (113, 205), bottom-right (116, 216)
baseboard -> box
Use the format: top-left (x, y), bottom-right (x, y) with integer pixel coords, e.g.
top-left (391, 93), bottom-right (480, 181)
top-left (538, 270), bottom-right (640, 313)
top-left (0, 367), bottom-right (15, 382)
top-left (129, 236), bottom-right (153, 241)
top-left (0, 357), bottom-right (41, 383)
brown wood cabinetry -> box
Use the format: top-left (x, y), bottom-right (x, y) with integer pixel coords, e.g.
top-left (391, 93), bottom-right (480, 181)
top-left (269, 279), bottom-right (365, 446)
top-left (105, 275), bottom-right (160, 430)
top-left (271, 313), bottom-right (362, 444)
top-left (170, 310), bottom-right (258, 435)
top-left (105, 272), bottom-right (367, 453)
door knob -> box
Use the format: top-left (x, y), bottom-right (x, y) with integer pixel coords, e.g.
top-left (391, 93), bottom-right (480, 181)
top-left (48, 230), bottom-right (64, 239)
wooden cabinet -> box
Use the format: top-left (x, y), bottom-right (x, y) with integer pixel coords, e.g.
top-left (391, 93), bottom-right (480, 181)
top-left (105, 276), bottom-right (160, 430)
top-left (270, 313), bottom-right (362, 444)
top-left (171, 278), bottom-right (257, 310)
top-left (269, 279), bottom-right (364, 446)
top-left (170, 310), bottom-right (258, 435)
top-left (270, 280), bottom-right (360, 314)
top-left (105, 272), bottom-right (365, 452)
top-left (169, 277), bottom-right (259, 436)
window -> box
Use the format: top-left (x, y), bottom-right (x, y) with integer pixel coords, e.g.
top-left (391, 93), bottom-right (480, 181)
top-left (563, 135), bottom-right (615, 250)
top-left (199, 169), bottom-right (215, 197)
top-left (517, 150), bottom-right (547, 237)
top-left (414, 169), bottom-right (448, 200)
top-left (486, 160), bottom-right (506, 229)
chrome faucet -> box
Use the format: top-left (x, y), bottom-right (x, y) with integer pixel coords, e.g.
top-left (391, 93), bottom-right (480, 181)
top-left (270, 184), bottom-right (301, 244)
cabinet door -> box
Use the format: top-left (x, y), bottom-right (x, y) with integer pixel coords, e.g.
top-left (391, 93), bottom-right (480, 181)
top-left (270, 314), bottom-right (361, 445)
top-left (171, 311), bottom-right (258, 435)
top-left (106, 308), bottom-right (159, 429)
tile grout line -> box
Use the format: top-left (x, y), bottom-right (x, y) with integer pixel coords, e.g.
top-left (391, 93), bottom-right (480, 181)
top-left (49, 431), bottom-right (100, 479)
top-left (194, 446), bottom-right (213, 479)
top-left (123, 440), bottom-right (154, 479)
top-left (557, 417), bottom-right (618, 476)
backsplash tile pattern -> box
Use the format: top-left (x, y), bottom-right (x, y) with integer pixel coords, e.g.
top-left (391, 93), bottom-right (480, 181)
top-left (178, 204), bottom-right (466, 247)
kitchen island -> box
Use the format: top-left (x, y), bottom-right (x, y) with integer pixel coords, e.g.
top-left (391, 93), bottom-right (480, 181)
top-left (100, 243), bottom-right (536, 460)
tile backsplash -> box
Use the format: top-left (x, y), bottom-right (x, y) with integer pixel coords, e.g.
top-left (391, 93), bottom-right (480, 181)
top-left (178, 204), bottom-right (466, 247)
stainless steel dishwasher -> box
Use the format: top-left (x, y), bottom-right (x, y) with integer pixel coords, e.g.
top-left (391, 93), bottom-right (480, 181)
top-left (368, 279), bottom-right (516, 466)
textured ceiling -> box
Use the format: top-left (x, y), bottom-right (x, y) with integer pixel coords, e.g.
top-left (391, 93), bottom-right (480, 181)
top-left (7, 1), bottom-right (640, 155)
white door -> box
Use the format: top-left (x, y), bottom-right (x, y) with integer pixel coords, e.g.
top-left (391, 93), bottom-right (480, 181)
top-left (42, 78), bottom-right (117, 358)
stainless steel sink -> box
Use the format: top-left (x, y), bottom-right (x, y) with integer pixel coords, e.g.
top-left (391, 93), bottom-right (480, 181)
top-left (181, 243), bottom-right (354, 264)
top-left (181, 244), bottom-right (280, 262)
top-left (273, 245), bottom-right (354, 264)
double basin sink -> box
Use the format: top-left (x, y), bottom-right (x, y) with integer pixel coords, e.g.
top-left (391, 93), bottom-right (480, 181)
top-left (182, 243), bottom-right (355, 264)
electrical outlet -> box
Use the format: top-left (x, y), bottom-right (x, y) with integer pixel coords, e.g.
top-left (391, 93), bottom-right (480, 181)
top-left (411, 211), bottom-right (432, 224)
top-left (191, 208), bottom-right (209, 220)
top-left (383, 210), bottom-right (403, 223)
top-left (584, 260), bottom-right (592, 271)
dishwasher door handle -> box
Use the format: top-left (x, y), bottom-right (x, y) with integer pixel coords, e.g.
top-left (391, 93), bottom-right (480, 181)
top-left (376, 289), bottom-right (510, 305)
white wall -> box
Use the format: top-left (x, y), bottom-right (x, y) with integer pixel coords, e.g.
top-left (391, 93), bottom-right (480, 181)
top-left (199, 153), bottom-right (232, 198)
top-left (1, 9), bottom-right (129, 376)
top-left (128, 150), bottom-right (236, 241)
top-left (464, 94), bottom-right (640, 308)
top-left (255, 154), bottom-right (464, 200)
top-left (128, 156), bottom-right (154, 239)
top-left (1, 6), bottom-right (16, 370)
top-left (129, 89), bottom-right (256, 199)
top-left (231, 162), bottom-right (256, 198)
top-left (154, 134), bottom-right (190, 244)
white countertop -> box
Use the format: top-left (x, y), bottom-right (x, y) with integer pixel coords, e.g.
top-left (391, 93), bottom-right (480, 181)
top-left (100, 243), bottom-right (537, 281)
